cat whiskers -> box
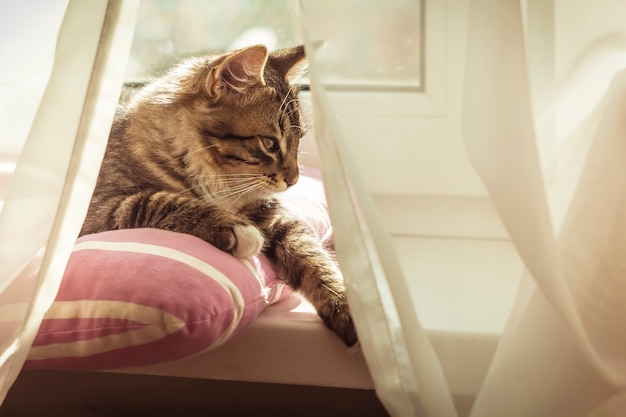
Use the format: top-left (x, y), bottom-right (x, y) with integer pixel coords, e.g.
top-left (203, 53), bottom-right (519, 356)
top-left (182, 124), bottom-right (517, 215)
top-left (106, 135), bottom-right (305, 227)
top-left (202, 174), bottom-right (267, 208)
top-left (224, 182), bottom-right (265, 209)
top-left (292, 123), bottom-right (312, 136)
top-left (278, 85), bottom-right (301, 126)
top-left (279, 98), bottom-right (300, 126)
top-left (212, 178), bottom-right (264, 197)
top-left (278, 85), bottom-right (298, 113)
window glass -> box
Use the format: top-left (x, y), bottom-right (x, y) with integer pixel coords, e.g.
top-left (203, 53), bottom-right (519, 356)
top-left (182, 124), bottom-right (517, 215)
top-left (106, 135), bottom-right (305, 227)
top-left (302, 0), bottom-right (422, 90)
top-left (125, 0), bottom-right (302, 81)
top-left (125, 0), bottom-right (422, 90)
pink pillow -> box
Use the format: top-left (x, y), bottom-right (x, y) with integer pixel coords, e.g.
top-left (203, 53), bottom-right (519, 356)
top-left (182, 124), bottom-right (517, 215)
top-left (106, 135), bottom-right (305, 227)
top-left (25, 171), bottom-right (330, 369)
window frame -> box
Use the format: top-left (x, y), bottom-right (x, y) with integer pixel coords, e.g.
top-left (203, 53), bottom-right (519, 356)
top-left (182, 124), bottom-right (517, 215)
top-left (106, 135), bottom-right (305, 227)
top-left (312, 0), bottom-right (446, 118)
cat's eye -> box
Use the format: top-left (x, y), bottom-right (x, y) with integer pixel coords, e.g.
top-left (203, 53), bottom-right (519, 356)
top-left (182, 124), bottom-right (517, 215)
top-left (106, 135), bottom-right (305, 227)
top-left (262, 137), bottom-right (280, 153)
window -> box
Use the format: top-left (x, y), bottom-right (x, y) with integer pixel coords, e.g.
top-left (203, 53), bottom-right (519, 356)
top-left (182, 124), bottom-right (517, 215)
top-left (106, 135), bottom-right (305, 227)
top-left (124, 0), bottom-right (302, 82)
top-left (124, 0), bottom-right (425, 92)
top-left (302, 0), bottom-right (423, 91)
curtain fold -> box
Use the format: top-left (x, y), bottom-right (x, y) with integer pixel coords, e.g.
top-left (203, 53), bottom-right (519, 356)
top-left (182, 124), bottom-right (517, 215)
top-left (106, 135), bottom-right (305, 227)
top-left (303, 0), bottom-right (626, 416)
top-left (464, 1), bottom-right (626, 416)
top-left (299, 1), bottom-right (457, 416)
top-left (0, 0), bottom-right (138, 404)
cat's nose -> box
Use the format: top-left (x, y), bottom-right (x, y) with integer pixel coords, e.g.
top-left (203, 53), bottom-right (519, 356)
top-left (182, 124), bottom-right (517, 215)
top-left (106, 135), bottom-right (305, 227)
top-left (284, 170), bottom-right (299, 187)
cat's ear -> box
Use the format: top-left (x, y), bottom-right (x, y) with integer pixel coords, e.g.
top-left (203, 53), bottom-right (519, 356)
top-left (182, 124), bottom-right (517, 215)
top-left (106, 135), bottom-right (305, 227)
top-left (206, 45), bottom-right (268, 97)
top-left (268, 45), bottom-right (307, 84)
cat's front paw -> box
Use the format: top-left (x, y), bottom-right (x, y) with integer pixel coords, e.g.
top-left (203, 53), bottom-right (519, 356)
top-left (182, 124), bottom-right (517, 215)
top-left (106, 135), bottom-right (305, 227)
top-left (228, 224), bottom-right (264, 258)
top-left (319, 297), bottom-right (358, 347)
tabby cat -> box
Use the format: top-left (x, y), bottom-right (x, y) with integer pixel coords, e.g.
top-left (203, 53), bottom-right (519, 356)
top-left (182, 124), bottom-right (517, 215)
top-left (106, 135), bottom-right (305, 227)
top-left (80, 44), bottom-right (357, 346)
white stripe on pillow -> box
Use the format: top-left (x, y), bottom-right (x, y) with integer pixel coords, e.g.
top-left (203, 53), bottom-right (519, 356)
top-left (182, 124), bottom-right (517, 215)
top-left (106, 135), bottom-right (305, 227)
top-left (72, 240), bottom-right (247, 349)
top-left (27, 300), bottom-right (185, 360)
top-left (241, 258), bottom-right (270, 302)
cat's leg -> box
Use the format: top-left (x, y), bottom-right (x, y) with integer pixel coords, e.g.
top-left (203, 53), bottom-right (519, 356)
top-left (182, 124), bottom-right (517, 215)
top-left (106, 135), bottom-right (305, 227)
top-left (250, 201), bottom-right (357, 346)
top-left (102, 190), bottom-right (264, 258)
top-left (267, 218), bottom-right (357, 346)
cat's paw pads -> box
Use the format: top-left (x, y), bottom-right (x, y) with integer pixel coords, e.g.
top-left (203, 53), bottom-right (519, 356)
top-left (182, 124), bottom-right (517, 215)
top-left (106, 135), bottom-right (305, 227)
top-left (229, 224), bottom-right (264, 258)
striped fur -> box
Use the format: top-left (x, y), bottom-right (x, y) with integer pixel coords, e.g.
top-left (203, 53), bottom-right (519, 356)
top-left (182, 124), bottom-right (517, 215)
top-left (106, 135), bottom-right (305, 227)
top-left (81, 45), bottom-right (357, 346)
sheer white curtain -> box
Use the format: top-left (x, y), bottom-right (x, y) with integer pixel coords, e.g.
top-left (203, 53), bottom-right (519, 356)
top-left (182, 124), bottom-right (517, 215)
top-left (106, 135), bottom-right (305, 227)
top-left (299, 1), bottom-right (457, 416)
top-left (2, 1), bottom-right (625, 415)
top-left (0, 0), bottom-right (138, 404)
top-left (301, 0), bottom-right (626, 416)
top-left (464, 1), bottom-right (626, 416)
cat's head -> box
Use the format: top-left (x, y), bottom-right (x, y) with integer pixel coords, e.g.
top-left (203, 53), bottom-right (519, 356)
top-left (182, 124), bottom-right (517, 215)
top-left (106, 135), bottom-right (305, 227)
top-left (149, 45), bottom-right (309, 210)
